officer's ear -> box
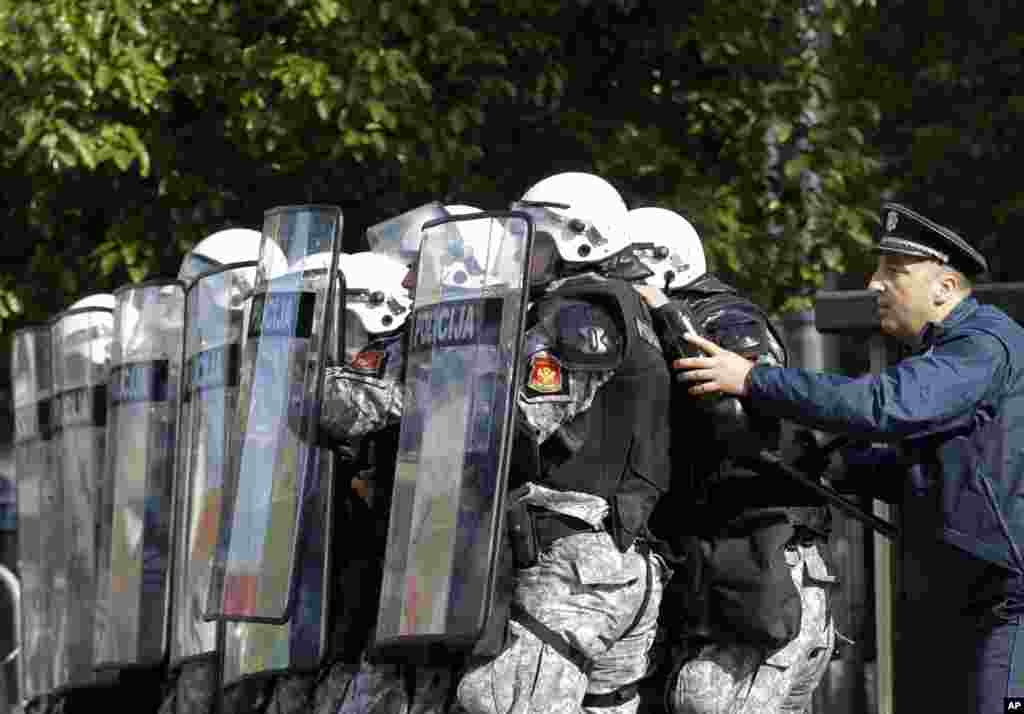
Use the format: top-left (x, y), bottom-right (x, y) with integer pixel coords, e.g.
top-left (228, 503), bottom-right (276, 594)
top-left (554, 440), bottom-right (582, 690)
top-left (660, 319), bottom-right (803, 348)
top-left (931, 265), bottom-right (961, 306)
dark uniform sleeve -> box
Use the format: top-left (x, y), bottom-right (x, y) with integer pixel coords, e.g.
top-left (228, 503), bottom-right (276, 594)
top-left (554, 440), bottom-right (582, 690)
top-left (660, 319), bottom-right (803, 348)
top-left (517, 300), bottom-right (623, 445)
top-left (653, 296), bottom-right (784, 457)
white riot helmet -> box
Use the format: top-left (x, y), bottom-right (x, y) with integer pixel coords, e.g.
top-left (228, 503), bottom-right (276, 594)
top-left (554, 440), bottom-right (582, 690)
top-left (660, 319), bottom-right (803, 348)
top-left (628, 207), bottom-right (706, 290)
top-left (54, 293), bottom-right (117, 387)
top-left (512, 172), bottom-right (631, 266)
top-left (339, 252), bottom-right (411, 336)
top-left (68, 293), bottom-right (117, 311)
top-left (445, 204), bottom-right (481, 217)
top-left (178, 228), bottom-right (263, 283)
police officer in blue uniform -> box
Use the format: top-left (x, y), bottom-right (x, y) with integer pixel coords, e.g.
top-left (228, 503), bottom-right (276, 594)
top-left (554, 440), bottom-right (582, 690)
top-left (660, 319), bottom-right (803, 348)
top-left (676, 203), bottom-right (1024, 713)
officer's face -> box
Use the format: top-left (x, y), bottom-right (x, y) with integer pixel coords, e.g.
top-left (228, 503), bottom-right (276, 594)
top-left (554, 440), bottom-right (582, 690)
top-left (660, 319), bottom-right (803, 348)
top-left (528, 233), bottom-right (558, 285)
top-left (869, 254), bottom-right (948, 344)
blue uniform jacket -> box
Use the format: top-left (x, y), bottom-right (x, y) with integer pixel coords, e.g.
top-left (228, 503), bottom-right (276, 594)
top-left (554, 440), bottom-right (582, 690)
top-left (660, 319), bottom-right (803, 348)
top-left (747, 296), bottom-right (1024, 574)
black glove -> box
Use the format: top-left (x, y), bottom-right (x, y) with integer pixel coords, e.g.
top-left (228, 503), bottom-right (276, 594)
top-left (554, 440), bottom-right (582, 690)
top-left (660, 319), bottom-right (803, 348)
top-left (650, 301), bottom-right (704, 365)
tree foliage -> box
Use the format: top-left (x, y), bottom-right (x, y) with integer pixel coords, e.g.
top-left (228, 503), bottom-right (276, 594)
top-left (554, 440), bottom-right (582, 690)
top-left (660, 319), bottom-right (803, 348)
top-left (0, 0), bottom-right (897, 335)
top-left (850, 0), bottom-right (1024, 284)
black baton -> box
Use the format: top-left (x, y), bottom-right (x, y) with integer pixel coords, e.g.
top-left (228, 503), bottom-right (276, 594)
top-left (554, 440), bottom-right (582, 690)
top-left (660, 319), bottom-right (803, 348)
top-left (756, 450), bottom-right (898, 540)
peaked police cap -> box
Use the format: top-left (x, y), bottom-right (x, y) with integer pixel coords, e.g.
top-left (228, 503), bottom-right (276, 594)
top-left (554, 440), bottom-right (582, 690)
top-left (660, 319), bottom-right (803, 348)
top-left (877, 203), bottom-right (988, 276)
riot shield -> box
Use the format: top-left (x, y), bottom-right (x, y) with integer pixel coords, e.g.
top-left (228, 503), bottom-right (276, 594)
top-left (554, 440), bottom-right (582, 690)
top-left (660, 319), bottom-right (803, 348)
top-left (206, 205), bottom-right (343, 686)
top-left (94, 280), bottom-right (185, 669)
top-left (50, 303), bottom-right (115, 688)
top-left (208, 205), bottom-right (342, 619)
top-left (12, 325), bottom-right (57, 701)
top-left (169, 262), bottom-right (256, 668)
top-left (373, 211), bottom-right (533, 656)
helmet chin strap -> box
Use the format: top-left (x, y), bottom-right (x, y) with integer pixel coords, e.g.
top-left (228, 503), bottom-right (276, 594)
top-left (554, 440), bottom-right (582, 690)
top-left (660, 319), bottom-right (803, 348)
top-left (664, 270), bottom-right (675, 292)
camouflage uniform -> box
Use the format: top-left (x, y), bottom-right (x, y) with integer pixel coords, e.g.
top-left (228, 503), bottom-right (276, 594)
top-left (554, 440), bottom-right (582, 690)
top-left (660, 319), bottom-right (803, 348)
top-left (457, 501), bottom-right (667, 714)
top-left (457, 273), bottom-right (671, 714)
top-left (320, 334), bottom-right (406, 443)
top-left (669, 543), bottom-right (835, 714)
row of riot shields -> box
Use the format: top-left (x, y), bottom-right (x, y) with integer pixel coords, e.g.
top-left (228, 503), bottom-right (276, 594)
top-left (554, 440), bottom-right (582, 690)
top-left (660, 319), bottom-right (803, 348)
top-left (9, 205), bottom-right (535, 709)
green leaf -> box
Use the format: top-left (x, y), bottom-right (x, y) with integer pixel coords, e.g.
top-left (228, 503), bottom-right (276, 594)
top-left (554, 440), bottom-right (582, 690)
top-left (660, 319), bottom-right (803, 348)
top-left (5, 293), bottom-right (23, 315)
top-left (101, 251), bottom-right (119, 276)
top-left (57, 122), bottom-right (97, 169)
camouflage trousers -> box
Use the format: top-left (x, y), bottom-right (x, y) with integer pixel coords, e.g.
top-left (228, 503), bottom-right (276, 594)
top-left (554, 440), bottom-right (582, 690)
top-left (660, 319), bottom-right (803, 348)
top-left (668, 543), bottom-right (835, 714)
top-left (457, 531), bottom-right (668, 714)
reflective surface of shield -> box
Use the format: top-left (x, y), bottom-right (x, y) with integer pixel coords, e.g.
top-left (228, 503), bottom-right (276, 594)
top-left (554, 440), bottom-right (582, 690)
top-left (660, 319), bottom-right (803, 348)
top-left (218, 449), bottom-right (332, 687)
top-left (12, 326), bottom-right (57, 700)
top-left (170, 263), bottom-right (256, 667)
top-left (51, 304), bottom-right (116, 687)
top-left (208, 205), bottom-right (342, 626)
top-left (364, 202), bottom-right (449, 264)
top-left (374, 212), bottom-right (533, 653)
top-left (95, 281), bottom-right (185, 668)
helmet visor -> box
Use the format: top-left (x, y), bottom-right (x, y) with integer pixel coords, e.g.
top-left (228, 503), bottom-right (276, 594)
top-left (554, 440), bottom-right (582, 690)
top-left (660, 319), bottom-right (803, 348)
top-left (179, 253), bottom-right (222, 284)
top-left (366, 203), bottom-right (450, 263)
top-left (511, 201), bottom-right (609, 251)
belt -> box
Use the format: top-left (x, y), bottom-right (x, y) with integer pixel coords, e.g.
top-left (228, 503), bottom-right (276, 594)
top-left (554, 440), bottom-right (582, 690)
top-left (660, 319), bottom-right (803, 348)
top-left (530, 508), bottom-right (602, 553)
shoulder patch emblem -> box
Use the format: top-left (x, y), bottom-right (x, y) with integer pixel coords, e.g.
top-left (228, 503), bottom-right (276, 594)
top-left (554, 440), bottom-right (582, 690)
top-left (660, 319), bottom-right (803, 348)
top-left (527, 352), bottom-right (564, 394)
top-left (577, 326), bottom-right (611, 354)
top-left (349, 349), bottom-right (387, 377)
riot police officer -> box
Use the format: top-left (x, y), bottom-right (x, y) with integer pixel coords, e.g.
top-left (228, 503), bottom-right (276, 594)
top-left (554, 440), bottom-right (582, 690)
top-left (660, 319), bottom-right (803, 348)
top-left (315, 203), bottom-right (465, 714)
top-left (456, 172), bottom-right (672, 714)
top-left (629, 206), bottom-right (836, 714)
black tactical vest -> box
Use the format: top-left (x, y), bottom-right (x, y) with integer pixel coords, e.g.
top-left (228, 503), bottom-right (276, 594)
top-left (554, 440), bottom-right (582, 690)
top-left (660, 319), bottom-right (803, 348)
top-left (529, 275), bottom-right (672, 550)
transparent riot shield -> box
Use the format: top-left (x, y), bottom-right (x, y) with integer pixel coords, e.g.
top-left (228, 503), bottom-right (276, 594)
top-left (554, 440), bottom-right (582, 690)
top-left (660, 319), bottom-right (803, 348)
top-left (206, 205), bottom-right (343, 686)
top-left (12, 325), bottom-right (56, 701)
top-left (51, 304), bottom-right (115, 688)
top-left (374, 212), bottom-right (533, 656)
top-left (94, 280), bottom-right (185, 669)
top-left (208, 204), bottom-right (342, 628)
top-left (169, 263), bottom-right (256, 668)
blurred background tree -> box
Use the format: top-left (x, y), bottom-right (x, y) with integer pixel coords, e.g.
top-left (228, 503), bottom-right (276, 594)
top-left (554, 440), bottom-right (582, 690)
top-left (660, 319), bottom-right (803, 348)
top-left (0, 0), bottom-right (1019, 332)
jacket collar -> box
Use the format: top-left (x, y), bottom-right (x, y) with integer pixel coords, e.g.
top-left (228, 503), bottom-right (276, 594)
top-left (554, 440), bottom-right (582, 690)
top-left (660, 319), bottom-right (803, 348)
top-left (918, 295), bottom-right (978, 349)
